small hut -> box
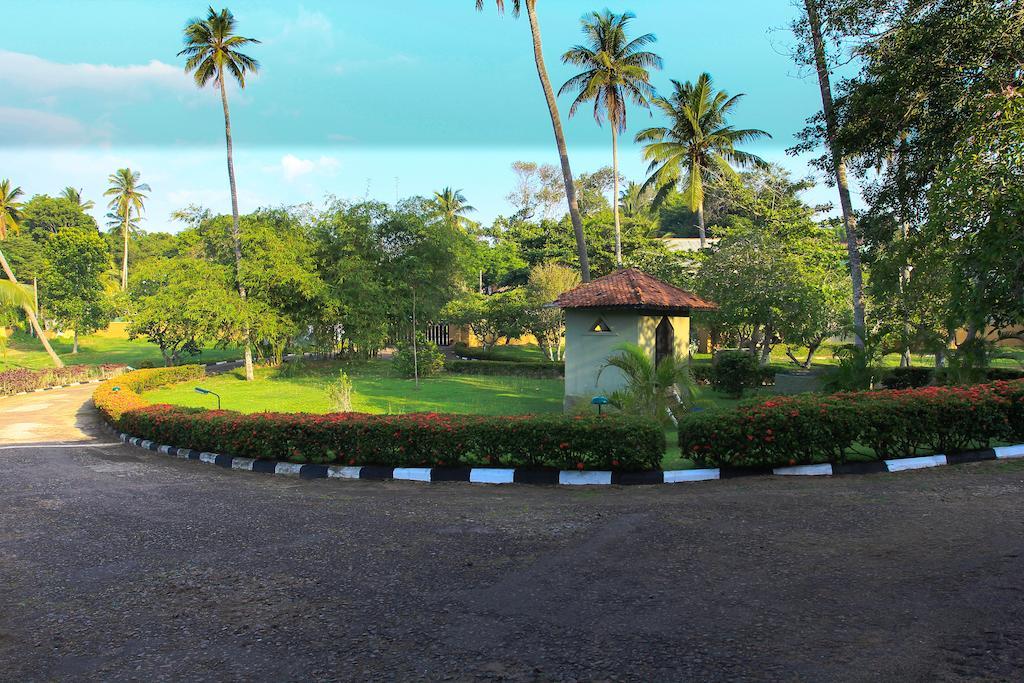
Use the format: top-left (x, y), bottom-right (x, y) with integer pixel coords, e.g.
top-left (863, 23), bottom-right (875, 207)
top-left (552, 268), bottom-right (716, 410)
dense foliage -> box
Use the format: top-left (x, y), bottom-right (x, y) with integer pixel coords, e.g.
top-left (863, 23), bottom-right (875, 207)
top-left (446, 359), bottom-right (564, 378)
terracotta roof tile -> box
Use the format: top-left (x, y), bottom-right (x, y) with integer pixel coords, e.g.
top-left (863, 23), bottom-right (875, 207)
top-left (552, 268), bottom-right (717, 312)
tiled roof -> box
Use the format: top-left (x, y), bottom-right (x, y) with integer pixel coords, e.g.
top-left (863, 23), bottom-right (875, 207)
top-left (552, 268), bottom-right (717, 312)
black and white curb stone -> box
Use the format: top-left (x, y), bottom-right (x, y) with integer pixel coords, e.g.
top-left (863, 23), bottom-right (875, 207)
top-left (110, 425), bottom-right (1024, 487)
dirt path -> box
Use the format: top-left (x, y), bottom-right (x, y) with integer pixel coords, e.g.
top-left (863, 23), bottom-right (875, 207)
top-left (1, 385), bottom-right (1023, 681)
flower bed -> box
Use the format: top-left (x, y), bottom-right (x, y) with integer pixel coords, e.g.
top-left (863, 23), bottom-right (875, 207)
top-left (1, 364), bottom-right (127, 396)
top-left (679, 380), bottom-right (1024, 468)
top-left (446, 359), bottom-right (564, 378)
top-left (95, 367), bottom-right (664, 471)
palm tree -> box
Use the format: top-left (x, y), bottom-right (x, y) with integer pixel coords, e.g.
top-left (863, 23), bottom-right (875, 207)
top-left (560, 10), bottom-right (661, 267)
top-left (599, 342), bottom-right (696, 426)
top-left (60, 186), bottom-right (95, 211)
top-left (636, 72), bottom-right (770, 248)
top-left (476, 0), bottom-right (591, 282)
top-left (619, 181), bottom-right (652, 219)
top-left (0, 179), bottom-right (63, 367)
top-left (104, 168), bottom-right (150, 290)
top-left (180, 6), bottom-right (260, 381)
top-left (432, 187), bottom-right (477, 231)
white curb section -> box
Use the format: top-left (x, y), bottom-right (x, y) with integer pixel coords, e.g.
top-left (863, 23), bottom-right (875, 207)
top-left (885, 454), bottom-right (947, 471)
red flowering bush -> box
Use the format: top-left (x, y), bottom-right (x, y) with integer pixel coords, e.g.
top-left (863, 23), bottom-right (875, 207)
top-left (95, 367), bottom-right (664, 471)
top-left (679, 380), bottom-right (1024, 468)
top-left (1, 364), bottom-right (126, 396)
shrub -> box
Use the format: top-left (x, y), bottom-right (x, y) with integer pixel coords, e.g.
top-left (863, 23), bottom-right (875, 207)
top-left (393, 333), bottom-right (445, 378)
top-left (690, 364), bottom-right (714, 385)
top-left (327, 370), bottom-right (354, 411)
top-left (446, 359), bottom-right (564, 378)
top-left (678, 380), bottom-right (1024, 468)
top-left (95, 368), bottom-right (665, 472)
top-left (0, 364), bottom-right (126, 396)
top-left (881, 366), bottom-right (934, 389)
top-left (712, 350), bottom-right (761, 398)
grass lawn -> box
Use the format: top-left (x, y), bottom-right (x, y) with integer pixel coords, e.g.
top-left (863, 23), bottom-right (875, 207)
top-left (0, 325), bottom-right (243, 371)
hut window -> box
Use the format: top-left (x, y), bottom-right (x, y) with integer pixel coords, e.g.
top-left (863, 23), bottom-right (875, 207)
top-left (589, 317), bottom-right (613, 333)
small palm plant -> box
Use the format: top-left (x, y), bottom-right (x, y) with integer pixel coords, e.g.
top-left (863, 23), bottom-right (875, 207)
top-left (599, 342), bottom-right (697, 425)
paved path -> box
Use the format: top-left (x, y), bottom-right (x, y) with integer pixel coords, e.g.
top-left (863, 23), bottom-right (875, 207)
top-left (2, 385), bottom-right (1024, 681)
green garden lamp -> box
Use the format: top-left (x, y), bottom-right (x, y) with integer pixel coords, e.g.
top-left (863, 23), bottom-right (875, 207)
top-left (591, 395), bottom-right (609, 415)
top-left (194, 387), bottom-right (221, 410)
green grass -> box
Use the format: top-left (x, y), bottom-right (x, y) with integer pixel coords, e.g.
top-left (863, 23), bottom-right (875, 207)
top-left (0, 325), bottom-right (243, 371)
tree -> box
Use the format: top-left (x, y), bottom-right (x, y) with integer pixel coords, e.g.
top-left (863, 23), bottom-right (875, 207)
top-left (599, 342), bottom-right (697, 426)
top-left (19, 195), bottom-right (99, 238)
top-left (127, 257), bottom-right (244, 366)
top-left (476, 0), bottom-right (591, 282)
top-left (40, 228), bottom-right (113, 353)
top-left (180, 5), bottom-right (261, 380)
top-left (432, 187), bottom-right (477, 231)
top-left (0, 179), bottom-right (63, 367)
top-left (560, 10), bottom-right (661, 267)
top-left (60, 187), bottom-right (95, 212)
top-left (506, 161), bottom-right (565, 220)
top-left (443, 290), bottom-right (528, 350)
top-left (104, 168), bottom-right (150, 290)
top-left (524, 262), bottom-right (580, 360)
top-left (636, 72), bottom-right (769, 248)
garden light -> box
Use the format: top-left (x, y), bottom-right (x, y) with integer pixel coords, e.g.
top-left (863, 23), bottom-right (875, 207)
top-left (194, 387), bottom-right (221, 410)
top-left (591, 395), bottom-right (609, 415)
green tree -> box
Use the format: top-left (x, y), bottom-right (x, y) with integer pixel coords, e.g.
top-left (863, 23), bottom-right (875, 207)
top-left (60, 187), bottom-right (95, 212)
top-left (599, 342), bottom-right (697, 426)
top-left (560, 9), bottom-right (661, 267)
top-left (104, 168), bottom-right (150, 290)
top-left (40, 228), bottom-right (113, 353)
top-left (0, 180), bottom-right (63, 367)
top-left (180, 5), bottom-right (261, 380)
top-left (432, 187), bottom-right (477, 231)
top-left (636, 72), bottom-right (769, 248)
top-left (127, 257), bottom-right (244, 366)
top-left (476, 0), bottom-right (591, 282)
top-left (443, 290), bottom-right (528, 350)
top-left (524, 261), bottom-right (580, 360)
top-left (20, 195), bottom-right (99, 238)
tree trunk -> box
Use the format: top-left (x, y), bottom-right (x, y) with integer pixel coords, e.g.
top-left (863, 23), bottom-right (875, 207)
top-left (121, 206), bottom-right (129, 290)
top-left (697, 203), bottom-right (706, 249)
top-left (72, 329), bottom-right (78, 354)
top-left (525, 0), bottom-right (590, 282)
top-left (899, 219), bottom-right (912, 368)
top-left (803, 0), bottom-right (866, 348)
top-left (611, 124), bottom-right (622, 267)
top-left (411, 287), bottom-right (419, 388)
top-left (0, 247), bottom-right (63, 367)
top-left (219, 72), bottom-right (255, 381)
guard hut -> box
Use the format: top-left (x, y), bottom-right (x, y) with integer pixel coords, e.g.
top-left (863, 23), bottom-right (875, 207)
top-left (552, 268), bottom-right (717, 411)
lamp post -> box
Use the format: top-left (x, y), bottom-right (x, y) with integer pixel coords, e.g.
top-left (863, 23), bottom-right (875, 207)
top-left (591, 395), bottom-right (609, 416)
top-left (194, 387), bottom-right (221, 410)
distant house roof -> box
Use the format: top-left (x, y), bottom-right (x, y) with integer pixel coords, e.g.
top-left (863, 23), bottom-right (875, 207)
top-left (552, 268), bottom-right (716, 314)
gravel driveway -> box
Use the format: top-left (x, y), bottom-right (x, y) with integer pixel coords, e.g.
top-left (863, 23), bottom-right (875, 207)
top-left (1, 386), bottom-right (1023, 681)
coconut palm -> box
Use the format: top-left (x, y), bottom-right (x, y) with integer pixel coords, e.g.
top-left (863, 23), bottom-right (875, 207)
top-left (0, 179), bottom-right (63, 367)
top-left (599, 342), bottom-right (696, 426)
top-left (560, 10), bottom-right (661, 267)
top-left (475, 0), bottom-right (591, 282)
top-left (619, 181), bottom-right (652, 219)
top-left (180, 6), bottom-right (260, 381)
top-left (104, 168), bottom-right (149, 290)
top-left (432, 187), bottom-right (477, 231)
top-left (61, 186), bottom-right (95, 211)
top-left (636, 73), bottom-right (770, 248)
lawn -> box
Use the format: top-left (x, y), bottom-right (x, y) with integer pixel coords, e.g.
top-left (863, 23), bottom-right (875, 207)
top-left (0, 325), bottom-right (244, 371)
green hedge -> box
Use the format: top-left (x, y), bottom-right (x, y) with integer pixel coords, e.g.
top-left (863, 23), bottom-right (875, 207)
top-left (679, 380), bottom-right (1024, 468)
top-left (96, 367), bottom-right (663, 471)
top-left (447, 359), bottom-right (564, 378)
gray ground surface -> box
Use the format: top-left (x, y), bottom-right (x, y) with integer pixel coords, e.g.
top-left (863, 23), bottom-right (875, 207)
top-left (1, 384), bottom-right (1023, 682)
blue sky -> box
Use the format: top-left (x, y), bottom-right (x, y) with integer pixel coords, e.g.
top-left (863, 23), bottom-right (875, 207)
top-left (0, 1), bottom-right (853, 231)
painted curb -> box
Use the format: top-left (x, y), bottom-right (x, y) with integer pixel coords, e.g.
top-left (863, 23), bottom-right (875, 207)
top-left (106, 422), bottom-right (1024, 487)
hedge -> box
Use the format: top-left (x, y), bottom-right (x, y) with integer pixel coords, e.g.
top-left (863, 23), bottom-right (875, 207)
top-left (690, 362), bottom-right (774, 388)
top-left (447, 359), bottom-right (565, 378)
top-left (679, 380), bottom-right (1024, 468)
top-left (95, 367), bottom-right (664, 471)
top-left (1, 364), bottom-right (127, 396)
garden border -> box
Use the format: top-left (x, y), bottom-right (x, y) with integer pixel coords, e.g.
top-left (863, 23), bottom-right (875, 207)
top-left (106, 422), bottom-right (1024, 487)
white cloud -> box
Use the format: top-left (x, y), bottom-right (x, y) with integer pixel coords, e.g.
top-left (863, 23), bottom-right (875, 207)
top-left (0, 50), bottom-right (190, 94)
top-left (274, 154), bottom-right (340, 181)
top-left (0, 106), bottom-right (104, 145)
top-left (277, 7), bottom-right (334, 50)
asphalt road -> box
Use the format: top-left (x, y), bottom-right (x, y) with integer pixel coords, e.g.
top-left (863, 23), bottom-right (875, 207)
top-left (1, 384), bottom-right (1023, 681)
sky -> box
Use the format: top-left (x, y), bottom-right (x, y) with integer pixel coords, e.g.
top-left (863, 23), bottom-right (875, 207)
top-left (0, 0), bottom-right (855, 232)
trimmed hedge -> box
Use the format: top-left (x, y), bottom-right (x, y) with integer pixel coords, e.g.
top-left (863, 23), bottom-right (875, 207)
top-left (691, 361), bottom-right (775, 389)
top-left (95, 367), bottom-right (664, 471)
top-left (1, 364), bottom-right (126, 396)
top-left (447, 359), bottom-right (564, 378)
top-left (679, 380), bottom-right (1024, 468)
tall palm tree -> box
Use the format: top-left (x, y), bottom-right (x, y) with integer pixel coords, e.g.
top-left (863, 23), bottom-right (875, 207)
top-left (0, 179), bottom-right (63, 367)
top-left (180, 6), bottom-right (260, 381)
top-left (476, 0), bottom-right (591, 282)
top-left (60, 186), bottom-right (95, 211)
top-left (104, 168), bottom-right (150, 290)
top-left (432, 187), bottom-right (477, 231)
top-left (559, 10), bottom-right (661, 267)
top-left (636, 72), bottom-right (770, 248)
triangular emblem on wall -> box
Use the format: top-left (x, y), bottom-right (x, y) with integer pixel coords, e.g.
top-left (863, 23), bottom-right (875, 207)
top-left (590, 317), bottom-right (612, 333)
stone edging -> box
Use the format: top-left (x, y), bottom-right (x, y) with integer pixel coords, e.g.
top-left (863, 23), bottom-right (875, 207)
top-left (109, 424), bottom-right (1024, 486)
